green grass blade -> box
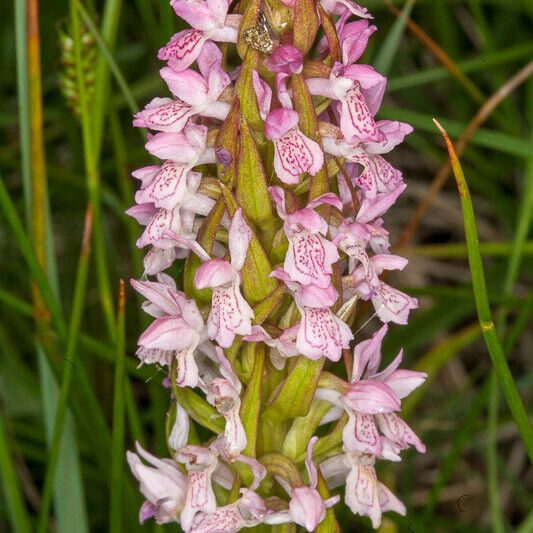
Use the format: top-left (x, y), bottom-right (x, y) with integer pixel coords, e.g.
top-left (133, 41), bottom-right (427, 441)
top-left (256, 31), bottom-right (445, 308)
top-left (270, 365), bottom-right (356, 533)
top-left (37, 348), bottom-right (89, 533)
top-left (0, 410), bottom-right (31, 533)
top-left (77, 1), bottom-right (138, 115)
top-left (109, 281), bottom-right (127, 533)
top-left (434, 119), bottom-right (533, 462)
top-left (36, 208), bottom-right (92, 533)
top-left (13, 0), bottom-right (31, 225)
top-left (373, 0), bottom-right (415, 75)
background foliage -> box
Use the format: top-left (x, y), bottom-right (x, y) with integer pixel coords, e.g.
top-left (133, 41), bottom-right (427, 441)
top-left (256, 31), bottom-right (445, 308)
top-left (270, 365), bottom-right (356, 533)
top-left (0, 0), bottom-right (532, 531)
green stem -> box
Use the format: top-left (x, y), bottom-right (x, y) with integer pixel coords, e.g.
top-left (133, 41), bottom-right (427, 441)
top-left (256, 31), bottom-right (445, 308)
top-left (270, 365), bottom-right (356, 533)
top-left (109, 281), bottom-right (127, 533)
top-left (72, 0), bottom-right (119, 339)
top-left (434, 119), bottom-right (533, 462)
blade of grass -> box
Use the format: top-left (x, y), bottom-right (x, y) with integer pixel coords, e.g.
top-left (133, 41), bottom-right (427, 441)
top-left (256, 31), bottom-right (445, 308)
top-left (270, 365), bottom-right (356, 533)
top-left (109, 281), bottom-right (126, 533)
top-left (76, 1), bottom-right (138, 116)
top-left (373, 0), bottom-right (415, 75)
top-left (36, 206), bottom-right (93, 533)
top-left (0, 410), bottom-right (31, 533)
top-left (14, 0), bottom-right (31, 224)
top-left (487, 82), bottom-right (533, 531)
top-left (433, 119), bottom-right (533, 462)
top-left (72, 0), bottom-right (120, 339)
top-left (37, 349), bottom-right (89, 533)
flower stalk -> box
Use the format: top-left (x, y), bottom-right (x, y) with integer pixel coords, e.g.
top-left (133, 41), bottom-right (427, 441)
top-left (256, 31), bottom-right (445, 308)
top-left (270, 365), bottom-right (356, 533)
top-left (126, 0), bottom-right (427, 530)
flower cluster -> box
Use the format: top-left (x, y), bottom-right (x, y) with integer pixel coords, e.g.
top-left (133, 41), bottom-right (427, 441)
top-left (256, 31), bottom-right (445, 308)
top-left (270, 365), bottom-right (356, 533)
top-left (126, 0), bottom-right (426, 530)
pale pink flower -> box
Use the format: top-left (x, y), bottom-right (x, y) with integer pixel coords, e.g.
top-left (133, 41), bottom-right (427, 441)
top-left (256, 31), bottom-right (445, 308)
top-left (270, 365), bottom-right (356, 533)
top-left (320, 451), bottom-right (406, 529)
top-left (350, 255), bottom-right (418, 324)
top-left (269, 186), bottom-right (341, 289)
top-left (318, 12), bottom-right (377, 65)
top-left (319, 0), bottom-right (373, 18)
top-left (204, 347), bottom-right (247, 459)
top-left (190, 489), bottom-right (267, 533)
top-left (267, 437), bottom-right (339, 531)
top-left (244, 324), bottom-right (299, 369)
top-left (131, 274), bottom-right (208, 388)
top-left (175, 446), bottom-right (219, 532)
top-left (193, 209), bottom-right (255, 348)
top-left (127, 442), bottom-right (187, 525)
top-left (307, 64), bottom-right (386, 144)
top-left (159, 0), bottom-right (241, 71)
top-left (265, 108), bottom-right (324, 185)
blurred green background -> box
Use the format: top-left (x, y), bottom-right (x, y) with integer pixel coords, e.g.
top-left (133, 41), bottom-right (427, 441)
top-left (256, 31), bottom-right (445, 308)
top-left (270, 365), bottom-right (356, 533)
top-left (0, 0), bottom-right (532, 531)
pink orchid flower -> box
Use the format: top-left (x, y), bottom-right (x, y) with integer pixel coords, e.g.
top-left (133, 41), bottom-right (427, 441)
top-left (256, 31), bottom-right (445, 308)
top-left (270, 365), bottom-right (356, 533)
top-left (175, 445), bottom-right (219, 532)
top-left (319, 0), bottom-right (373, 18)
top-left (127, 442), bottom-right (187, 525)
top-left (203, 347), bottom-right (247, 459)
top-left (320, 451), bottom-right (405, 529)
top-left (244, 324), bottom-right (299, 370)
top-left (318, 11), bottom-right (377, 65)
top-left (350, 254), bottom-right (418, 324)
top-left (166, 208), bottom-right (254, 348)
top-left (158, 0), bottom-right (241, 71)
top-left (307, 64), bottom-right (386, 144)
top-left (190, 489), bottom-right (267, 533)
top-left (272, 268), bottom-right (353, 362)
top-left (265, 108), bottom-right (324, 185)
top-left (131, 273), bottom-right (209, 388)
top-left (135, 43), bottom-right (230, 133)
top-left (267, 437), bottom-right (340, 531)
top-left (323, 120), bottom-right (412, 199)
top-left (269, 186), bottom-right (341, 289)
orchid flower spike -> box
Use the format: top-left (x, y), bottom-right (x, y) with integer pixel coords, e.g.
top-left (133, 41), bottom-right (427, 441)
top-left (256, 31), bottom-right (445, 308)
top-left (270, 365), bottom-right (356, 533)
top-left (127, 0), bottom-right (426, 530)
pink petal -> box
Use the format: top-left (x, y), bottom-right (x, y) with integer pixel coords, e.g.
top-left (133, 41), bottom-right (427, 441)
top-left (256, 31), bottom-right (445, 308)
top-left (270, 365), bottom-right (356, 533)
top-left (356, 183), bottom-right (406, 222)
top-left (228, 208), bottom-right (252, 272)
top-left (366, 120), bottom-right (413, 155)
top-left (285, 232), bottom-right (339, 288)
top-left (351, 324), bottom-right (388, 381)
top-left (133, 97), bottom-right (193, 132)
top-left (130, 277), bottom-right (179, 317)
top-left (377, 412), bottom-right (426, 453)
top-left (138, 316), bottom-right (199, 351)
top-left (378, 482), bottom-right (406, 516)
top-left (126, 203), bottom-right (157, 225)
top-left (383, 369), bottom-right (427, 399)
top-left (143, 247), bottom-right (177, 275)
top-left (135, 161), bottom-right (190, 210)
top-left (265, 108), bottom-right (300, 140)
top-left (339, 84), bottom-right (383, 144)
top-left (353, 154), bottom-right (403, 200)
top-left (289, 487), bottom-right (326, 531)
top-left (345, 461), bottom-right (382, 529)
top-left (296, 307), bottom-right (353, 361)
top-left (343, 64), bottom-right (386, 115)
top-left (194, 258), bottom-right (235, 289)
top-left (296, 282), bottom-right (339, 309)
top-left (371, 283), bottom-right (418, 325)
top-left (252, 70), bottom-right (272, 121)
top-left (342, 411), bottom-right (382, 455)
top-left (344, 380), bottom-right (400, 414)
top-left (158, 29), bottom-right (208, 72)
top-left (273, 128), bottom-right (324, 185)
top-left (137, 207), bottom-right (182, 249)
top-left (132, 165), bottom-right (161, 189)
top-left (207, 279), bottom-right (254, 348)
top-left (159, 67), bottom-right (208, 106)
